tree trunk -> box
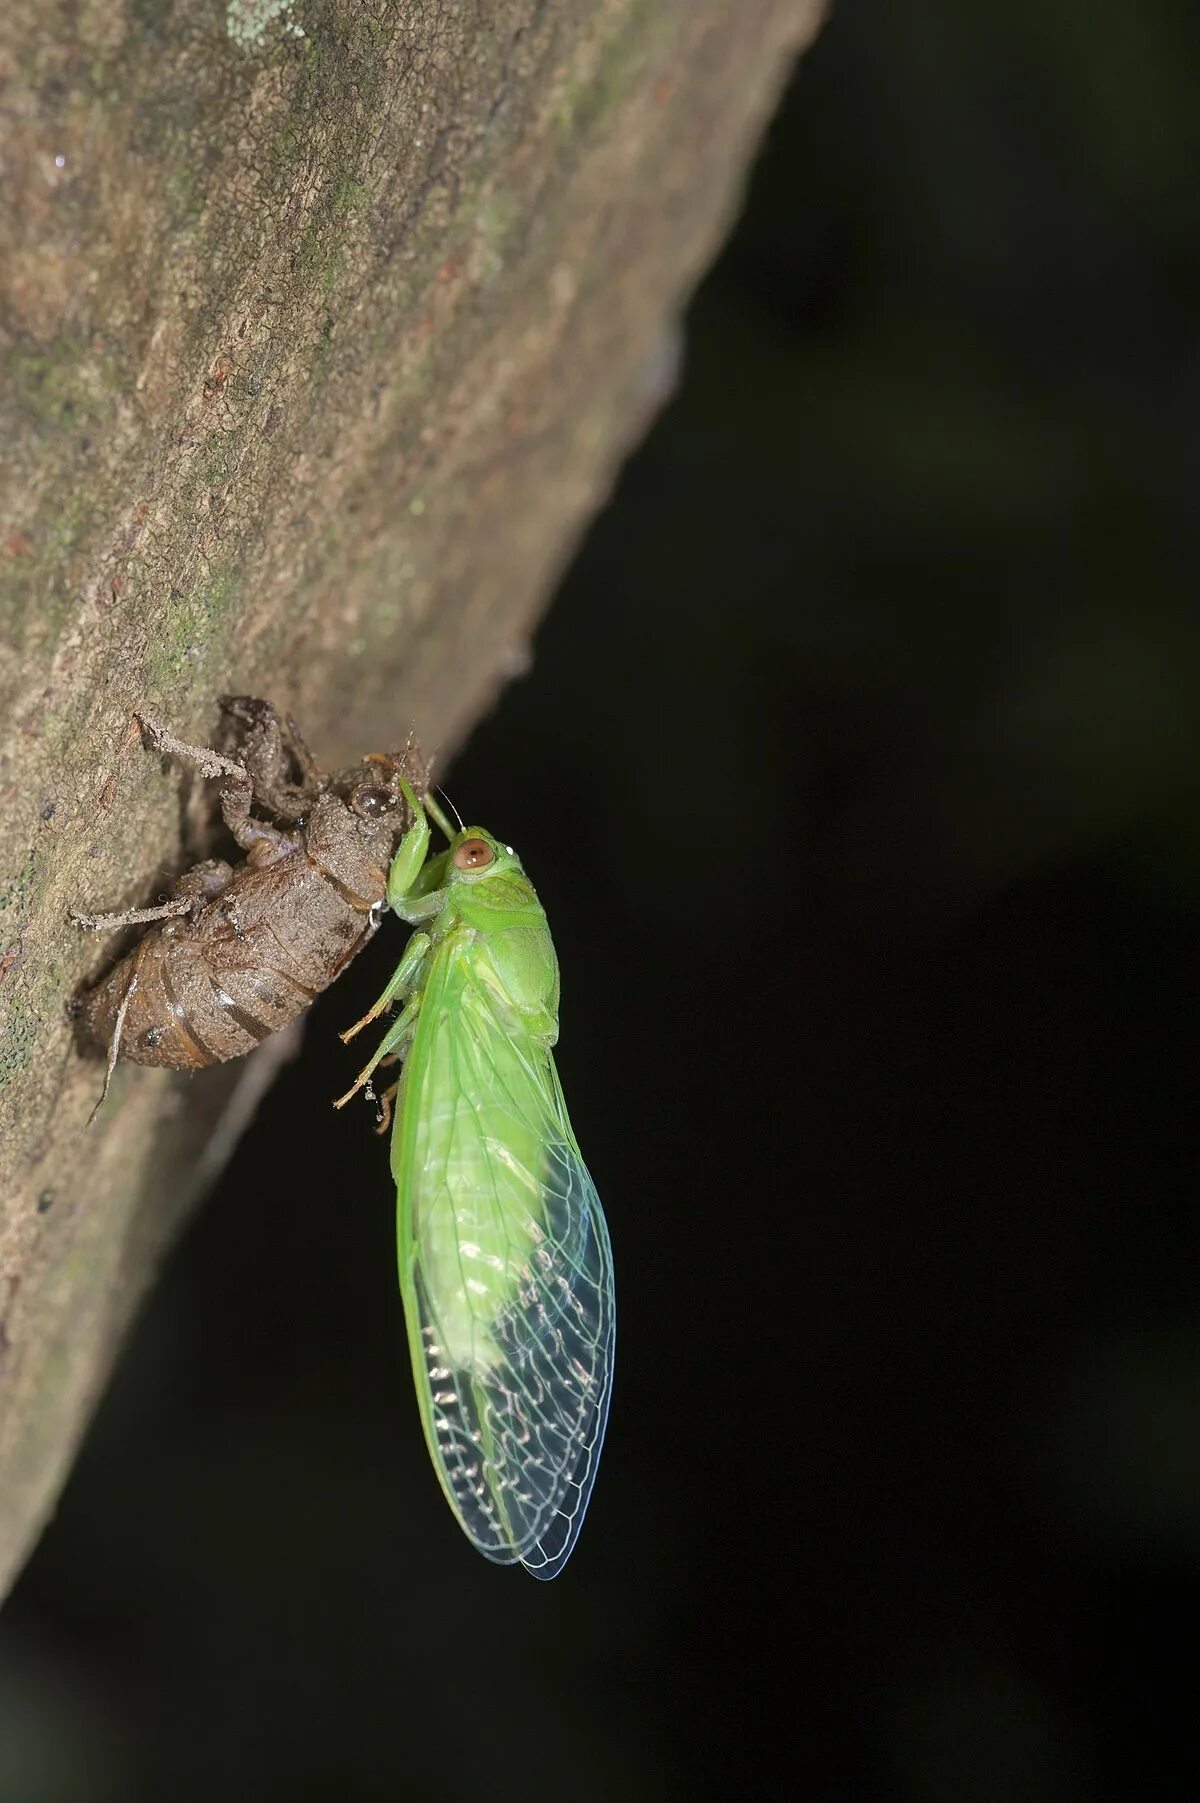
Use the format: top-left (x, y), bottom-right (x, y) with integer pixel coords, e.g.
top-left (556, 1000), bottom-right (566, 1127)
top-left (0, 0), bottom-right (821, 1600)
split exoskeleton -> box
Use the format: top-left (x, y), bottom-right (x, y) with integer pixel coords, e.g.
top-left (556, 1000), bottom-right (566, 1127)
top-left (74, 697), bottom-right (427, 1107)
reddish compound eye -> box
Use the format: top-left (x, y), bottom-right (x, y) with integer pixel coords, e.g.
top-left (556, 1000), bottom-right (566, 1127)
top-left (454, 837), bottom-right (494, 872)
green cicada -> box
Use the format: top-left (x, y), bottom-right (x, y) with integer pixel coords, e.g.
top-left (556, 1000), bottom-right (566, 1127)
top-left (335, 781), bottom-right (615, 1578)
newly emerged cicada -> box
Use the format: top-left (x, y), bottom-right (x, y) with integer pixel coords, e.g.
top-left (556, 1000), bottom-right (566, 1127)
top-left (337, 782), bottom-right (616, 1578)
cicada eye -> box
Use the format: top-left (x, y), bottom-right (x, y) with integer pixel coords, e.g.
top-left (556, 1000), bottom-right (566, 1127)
top-left (454, 837), bottom-right (494, 872)
top-left (355, 785), bottom-right (394, 817)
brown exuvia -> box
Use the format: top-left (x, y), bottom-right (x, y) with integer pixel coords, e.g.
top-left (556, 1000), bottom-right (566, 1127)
top-left (74, 698), bottom-right (426, 1108)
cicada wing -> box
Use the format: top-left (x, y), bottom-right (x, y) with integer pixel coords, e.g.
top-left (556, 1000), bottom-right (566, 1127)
top-left (513, 1116), bottom-right (615, 1580)
top-left (396, 982), bottom-right (615, 1577)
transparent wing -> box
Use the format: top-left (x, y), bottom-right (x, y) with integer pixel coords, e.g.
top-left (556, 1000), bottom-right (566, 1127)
top-left (397, 978), bottom-right (615, 1579)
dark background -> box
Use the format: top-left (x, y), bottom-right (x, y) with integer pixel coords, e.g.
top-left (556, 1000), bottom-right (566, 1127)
top-left (4, 4), bottom-right (1199, 1798)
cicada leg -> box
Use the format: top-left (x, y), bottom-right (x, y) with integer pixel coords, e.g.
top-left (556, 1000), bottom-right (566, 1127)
top-left (71, 858), bottom-right (234, 934)
top-left (333, 994), bottom-right (419, 1110)
top-left (87, 954), bottom-right (142, 1124)
top-left (373, 1071), bottom-right (402, 1136)
top-left (339, 931), bottom-right (430, 1045)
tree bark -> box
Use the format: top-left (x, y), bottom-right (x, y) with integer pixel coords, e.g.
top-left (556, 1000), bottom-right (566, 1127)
top-left (0, 0), bottom-right (820, 1600)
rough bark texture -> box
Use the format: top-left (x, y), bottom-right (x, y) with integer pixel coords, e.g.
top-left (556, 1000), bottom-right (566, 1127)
top-left (0, 0), bottom-right (821, 1600)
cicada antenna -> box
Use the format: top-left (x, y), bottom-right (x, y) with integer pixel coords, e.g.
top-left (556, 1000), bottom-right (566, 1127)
top-left (421, 785), bottom-right (458, 842)
top-left (437, 787), bottom-right (465, 833)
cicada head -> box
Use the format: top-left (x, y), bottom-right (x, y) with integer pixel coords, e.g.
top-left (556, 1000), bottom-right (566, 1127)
top-left (446, 827), bottom-right (522, 883)
top-left (333, 738), bottom-right (430, 864)
top-left (442, 827), bottom-right (543, 930)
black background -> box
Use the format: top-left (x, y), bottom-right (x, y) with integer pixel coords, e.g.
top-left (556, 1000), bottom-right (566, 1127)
top-left (5, 5), bottom-right (1199, 1799)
